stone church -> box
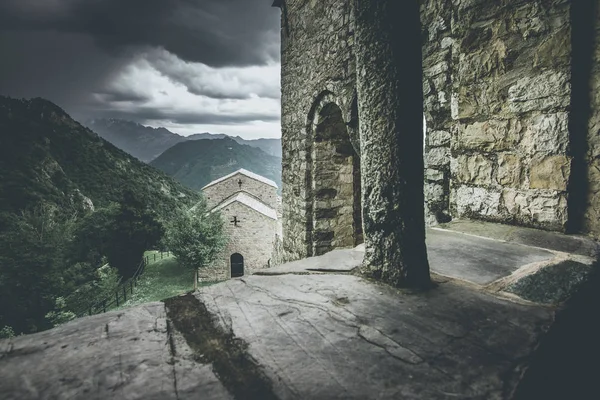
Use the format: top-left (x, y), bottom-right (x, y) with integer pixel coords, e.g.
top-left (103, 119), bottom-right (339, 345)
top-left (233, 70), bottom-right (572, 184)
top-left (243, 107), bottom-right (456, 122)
top-left (273, 0), bottom-right (600, 278)
top-left (199, 168), bottom-right (280, 281)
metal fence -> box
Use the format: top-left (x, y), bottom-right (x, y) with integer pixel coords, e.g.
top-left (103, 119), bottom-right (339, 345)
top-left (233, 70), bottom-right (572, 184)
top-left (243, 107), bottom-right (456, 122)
top-left (73, 251), bottom-right (171, 318)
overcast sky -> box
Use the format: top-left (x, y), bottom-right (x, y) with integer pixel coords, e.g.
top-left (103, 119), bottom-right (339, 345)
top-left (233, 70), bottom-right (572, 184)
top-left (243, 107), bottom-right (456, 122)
top-left (0, 0), bottom-right (282, 139)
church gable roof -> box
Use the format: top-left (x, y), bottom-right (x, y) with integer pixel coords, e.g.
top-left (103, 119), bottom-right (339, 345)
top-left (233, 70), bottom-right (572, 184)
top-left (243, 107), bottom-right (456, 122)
top-left (201, 168), bottom-right (278, 190)
top-left (211, 192), bottom-right (277, 220)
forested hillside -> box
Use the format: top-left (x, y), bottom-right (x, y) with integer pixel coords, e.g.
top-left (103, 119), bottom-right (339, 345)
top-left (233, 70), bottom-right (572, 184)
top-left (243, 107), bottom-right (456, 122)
top-left (0, 97), bottom-right (203, 335)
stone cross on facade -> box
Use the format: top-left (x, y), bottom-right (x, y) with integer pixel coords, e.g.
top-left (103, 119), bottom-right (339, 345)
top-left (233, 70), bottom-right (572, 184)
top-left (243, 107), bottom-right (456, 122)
top-left (238, 178), bottom-right (243, 189)
top-left (231, 216), bottom-right (240, 226)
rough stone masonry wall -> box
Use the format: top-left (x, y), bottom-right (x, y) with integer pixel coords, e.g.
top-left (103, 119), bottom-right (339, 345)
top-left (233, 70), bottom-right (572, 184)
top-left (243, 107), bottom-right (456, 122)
top-left (199, 202), bottom-right (277, 282)
top-left (422, 0), bottom-right (453, 225)
top-left (583, 0), bottom-right (600, 237)
top-left (423, 0), bottom-right (573, 231)
top-left (280, 0), bottom-right (357, 260)
top-left (203, 173), bottom-right (277, 210)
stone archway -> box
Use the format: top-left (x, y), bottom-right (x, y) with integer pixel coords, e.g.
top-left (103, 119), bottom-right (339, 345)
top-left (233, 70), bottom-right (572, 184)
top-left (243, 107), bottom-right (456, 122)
top-left (230, 253), bottom-right (244, 277)
top-left (308, 102), bottom-right (362, 256)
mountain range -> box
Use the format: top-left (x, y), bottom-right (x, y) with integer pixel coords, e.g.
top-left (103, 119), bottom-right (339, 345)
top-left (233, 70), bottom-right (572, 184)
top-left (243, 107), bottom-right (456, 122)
top-left (0, 97), bottom-right (201, 219)
top-left (87, 118), bottom-right (282, 162)
top-left (150, 137), bottom-right (282, 192)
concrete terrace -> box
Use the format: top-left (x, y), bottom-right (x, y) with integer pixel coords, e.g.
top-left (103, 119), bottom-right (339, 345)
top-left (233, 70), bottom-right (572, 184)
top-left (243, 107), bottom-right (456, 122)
top-left (1, 221), bottom-right (598, 399)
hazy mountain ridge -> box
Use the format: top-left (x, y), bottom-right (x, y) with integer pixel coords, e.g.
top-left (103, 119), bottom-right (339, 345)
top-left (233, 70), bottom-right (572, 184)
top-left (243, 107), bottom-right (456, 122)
top-left (150, 137), bottom-right (282, 192)
top-left (87, 118), bottom-right (282, 162)
top-left (0, 97), bottom-right (202, 218)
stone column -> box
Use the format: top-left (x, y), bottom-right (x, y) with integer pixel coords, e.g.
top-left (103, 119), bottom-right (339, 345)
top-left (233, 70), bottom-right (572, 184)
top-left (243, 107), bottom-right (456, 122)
top-left (354, 0), bottom-right (431, 288)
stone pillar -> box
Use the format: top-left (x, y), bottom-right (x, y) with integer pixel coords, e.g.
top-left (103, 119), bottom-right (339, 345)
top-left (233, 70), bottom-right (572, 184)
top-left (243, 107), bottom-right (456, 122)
top-left (354, 0), bottom-right (431, 288)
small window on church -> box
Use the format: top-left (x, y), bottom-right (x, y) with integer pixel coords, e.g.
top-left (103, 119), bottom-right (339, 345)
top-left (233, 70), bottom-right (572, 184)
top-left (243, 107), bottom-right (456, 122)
top-left (238, 178), bottom-right (243, 189)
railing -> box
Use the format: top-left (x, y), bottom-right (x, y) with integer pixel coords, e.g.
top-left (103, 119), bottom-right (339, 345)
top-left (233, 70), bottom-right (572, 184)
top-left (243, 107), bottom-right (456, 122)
top-left (73, 251), bottom-right (171, 318)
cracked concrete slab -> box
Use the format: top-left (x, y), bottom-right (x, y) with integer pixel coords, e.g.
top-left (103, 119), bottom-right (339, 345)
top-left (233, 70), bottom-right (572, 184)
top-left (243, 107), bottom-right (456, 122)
top-left (259, 225), bottom-right (559, 287)
top-left (196, 274), bottom-right (554, 399)
top-left (256, 245), bottom-right (365, 275)
top-left (426, 228), bottom-right (555, 285)
top-left (1, 221), bottom-right (597, 399)
top-left (0, 302), bottom-right (231, 400)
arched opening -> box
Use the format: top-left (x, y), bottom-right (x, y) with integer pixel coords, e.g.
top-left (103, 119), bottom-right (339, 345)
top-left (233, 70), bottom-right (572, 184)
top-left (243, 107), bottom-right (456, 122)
top-left (230, 253), bottom-right (244, 277)
top-left (310, 102), bottom-right (362, 256)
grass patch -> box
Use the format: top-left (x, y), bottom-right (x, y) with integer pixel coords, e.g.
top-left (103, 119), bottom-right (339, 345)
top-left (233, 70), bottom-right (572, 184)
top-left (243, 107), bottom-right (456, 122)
top-left (114, 251), bottom-right (197, 310)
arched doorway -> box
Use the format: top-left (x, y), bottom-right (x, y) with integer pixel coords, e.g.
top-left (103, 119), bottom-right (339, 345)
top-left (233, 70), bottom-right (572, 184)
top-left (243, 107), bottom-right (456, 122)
top-left (230, 253), bottom-right (244, 277)
top-left (310, 102), bottom-right (362, 256)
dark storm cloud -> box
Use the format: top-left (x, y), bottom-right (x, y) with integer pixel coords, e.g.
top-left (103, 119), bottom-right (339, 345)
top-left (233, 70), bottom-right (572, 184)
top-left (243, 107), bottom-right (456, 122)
top-left (0, 0), bottom-right (281, 132)
top-left (0, 0), bottom-right (280, 68)
top-left (94, 106), bottom-right (280, 126)
top-left (145, 49), bottom-right (281, 100)
top-left (0, 30), bottom-right (129, 115)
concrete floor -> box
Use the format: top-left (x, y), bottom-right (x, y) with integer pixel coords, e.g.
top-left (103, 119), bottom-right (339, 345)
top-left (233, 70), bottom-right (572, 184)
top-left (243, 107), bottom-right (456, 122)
top-left (1, 220), bottom-right (598, 399)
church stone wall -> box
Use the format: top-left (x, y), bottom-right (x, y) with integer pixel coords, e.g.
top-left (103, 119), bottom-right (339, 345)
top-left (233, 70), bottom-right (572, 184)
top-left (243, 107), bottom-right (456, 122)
top-left (199, 202), bottom-right (277, 282)
top-left (203, 173), bottom-right (277, 210)
top-left (280, 0), bottom-right (600, 260)
top-left (583, 0), bottom-right (600, 238)
top-left (421, 0), bottom-right (453, 225)
top-left (280, 0), bottom-right (357, 260)
top-left (423, 0), bottom-right (573, 231)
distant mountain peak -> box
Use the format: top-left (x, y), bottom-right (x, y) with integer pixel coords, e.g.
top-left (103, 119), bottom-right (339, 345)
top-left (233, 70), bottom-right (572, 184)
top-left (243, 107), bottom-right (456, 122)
top-left (88, 117), bottom-right (282, 162)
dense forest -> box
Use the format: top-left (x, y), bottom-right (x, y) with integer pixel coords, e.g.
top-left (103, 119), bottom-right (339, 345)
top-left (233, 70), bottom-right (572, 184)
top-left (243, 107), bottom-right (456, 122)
top-left (0, 97), bottom-right (203, 336)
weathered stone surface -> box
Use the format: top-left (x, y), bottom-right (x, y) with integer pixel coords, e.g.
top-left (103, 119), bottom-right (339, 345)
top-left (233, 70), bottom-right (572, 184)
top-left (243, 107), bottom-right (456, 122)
top-left (507, 260), bottom-right (594, 304)
top-left (533, 26), bottom-right (571, 68)
top-left (583, 3), bottom-right (600, 238)
top-left (279, 0), bottom-right (358, 260)
top-left (0, 303), bottom-right (232, 400)
top-left (425, 146), bottom-right (450, 167)
top-left (454, 154), bottom-right (493, 186)
top-left (508, 71), bottom-right (571, 113)
top-left (3, 222), bottom-right (599, 399)
top-left (457, 120), bottom-right (522, 152)
top-left (355, 0), bottom-right (430, 286)
top-left (427, 130), bottom-right (450, 147)
top-left (453, 186), bottom-right (501, 218)
top-left (521, 113), bottom-right (569, 155)
top-left (424, 182), bottom-right (444, 200)
top-left (426, 228), bottom-right (555, 285)
top-left (529, 155), bottom-right (571, 191)
top-left (198, 273), bottom-right (554, 399)
top-left (279, 0), bottom-right (590, 262)
top-left (439, 219), bottom-right (600, 258)
top-left (425, 168), bottom-right (444, 182)
top-left (502, 189), bottom-right (568, 228)
top-left (497, 153), bottom-right (523, 188)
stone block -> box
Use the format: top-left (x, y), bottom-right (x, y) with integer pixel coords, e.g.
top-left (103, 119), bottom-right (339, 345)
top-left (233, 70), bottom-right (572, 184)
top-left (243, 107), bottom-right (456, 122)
top-left (454, 154), bottom-right (493, 186)
top-left (425, 182), bottom-right (444, 201)
top-left (425, 168), bottom-right (444, 182)
top-left (533, 26), bottom-right (571, 68)
top-left (508, 71), bottom-right (570, 113)
top-left (521, 113), bottom-right (569, 155)
top-left (453, 186), bottom-right (501, 218)
top-left (496, 153), bottom-right (523, 187)
top-left (529, 155), bottom-right (571, 191)
top-left (427, 130), bottom-right (451, 147)
top-left (426, 147), bottom-right (450, 167)
top-left (457, 119), bottom-right (522, 151)
top-left (502, 189), bottom-right (568, 227)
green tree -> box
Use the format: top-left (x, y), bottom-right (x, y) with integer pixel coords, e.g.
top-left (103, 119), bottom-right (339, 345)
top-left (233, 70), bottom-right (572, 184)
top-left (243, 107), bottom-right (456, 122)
top-left (69, 191), bottom-right (164, 279)
top-left (107, 190), bottom-right (164, 278)
top-left (164, 201), bottom-right (227, 288)
top-left (0, 204), bottom-right (78, 333)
